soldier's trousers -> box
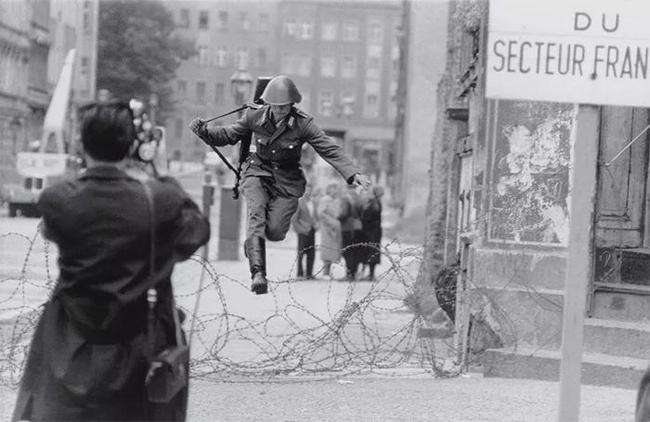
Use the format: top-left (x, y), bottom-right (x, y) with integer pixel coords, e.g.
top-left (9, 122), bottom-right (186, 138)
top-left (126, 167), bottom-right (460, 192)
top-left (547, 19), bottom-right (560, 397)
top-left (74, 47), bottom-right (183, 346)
top-left (241, 176), bottom-right (299, 241)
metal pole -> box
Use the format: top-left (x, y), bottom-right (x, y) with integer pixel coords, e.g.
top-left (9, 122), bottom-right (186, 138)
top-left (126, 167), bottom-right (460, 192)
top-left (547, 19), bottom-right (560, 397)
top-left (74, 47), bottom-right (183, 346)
top-left (202, 171), bottom-right (215, 254)
top-left (189, 177), bottom-right (213, 350)
top-left (216, 104), bottom-right (245, 261)
top-left (557, 105), bottom-right (600, 422)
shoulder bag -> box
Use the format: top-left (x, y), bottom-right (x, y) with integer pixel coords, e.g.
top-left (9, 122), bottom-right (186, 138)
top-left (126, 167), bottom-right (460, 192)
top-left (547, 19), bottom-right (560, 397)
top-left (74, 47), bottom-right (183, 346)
top-left (140, 180), bottom-right (190, 404)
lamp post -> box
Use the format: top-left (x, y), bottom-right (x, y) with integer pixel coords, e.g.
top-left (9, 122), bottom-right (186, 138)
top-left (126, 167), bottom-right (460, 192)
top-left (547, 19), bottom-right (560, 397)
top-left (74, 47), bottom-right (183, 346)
top-left (230, 69), bottom-right (253, 116)
top-left (9, 117), bottom-right (21, 156)
top-left (212, 68), bottom-right (253, 261)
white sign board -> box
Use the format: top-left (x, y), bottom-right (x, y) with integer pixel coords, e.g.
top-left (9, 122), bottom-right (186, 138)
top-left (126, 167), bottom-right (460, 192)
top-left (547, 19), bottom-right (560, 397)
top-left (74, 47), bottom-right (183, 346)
top-left (486, 0), bottom-right (650, 107)
top-left (16, 153), bottom-right (68, 178)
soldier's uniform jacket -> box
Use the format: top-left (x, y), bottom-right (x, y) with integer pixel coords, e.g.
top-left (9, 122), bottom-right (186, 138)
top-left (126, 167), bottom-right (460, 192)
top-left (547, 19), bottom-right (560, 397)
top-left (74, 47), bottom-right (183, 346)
top-left (201, 105), bottom-right (358, 198)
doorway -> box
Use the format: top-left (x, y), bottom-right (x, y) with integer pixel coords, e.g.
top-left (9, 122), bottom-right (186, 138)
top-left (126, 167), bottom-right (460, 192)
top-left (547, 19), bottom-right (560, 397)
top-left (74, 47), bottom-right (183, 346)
top-left (593, 106), bottom-right (650, 294)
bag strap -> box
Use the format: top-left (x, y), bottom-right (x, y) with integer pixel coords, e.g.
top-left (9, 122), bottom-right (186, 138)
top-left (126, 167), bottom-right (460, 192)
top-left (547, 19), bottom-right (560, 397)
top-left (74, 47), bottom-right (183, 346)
top-left (141, 181), bottom-right (156, 283)
top-left (139, 179), bottom-right (184, 348)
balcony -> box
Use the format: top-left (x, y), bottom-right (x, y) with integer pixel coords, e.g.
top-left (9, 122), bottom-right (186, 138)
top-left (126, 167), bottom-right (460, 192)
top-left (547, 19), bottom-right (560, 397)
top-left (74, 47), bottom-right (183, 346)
top-left (0, 22), bottom-right (31, 50)
top-left (27, 86), bottom-right (49, 108)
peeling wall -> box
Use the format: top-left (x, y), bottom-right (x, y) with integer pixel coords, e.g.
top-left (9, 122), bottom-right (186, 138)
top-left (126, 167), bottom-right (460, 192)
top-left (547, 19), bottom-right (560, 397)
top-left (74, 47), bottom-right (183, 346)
top-left (488, 101), bottom-right (576, 246)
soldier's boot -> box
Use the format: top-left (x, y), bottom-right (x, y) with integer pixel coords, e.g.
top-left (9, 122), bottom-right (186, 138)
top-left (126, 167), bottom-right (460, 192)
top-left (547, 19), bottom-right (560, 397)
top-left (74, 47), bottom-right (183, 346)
top-left (244, 236), bottom-right (268, 295)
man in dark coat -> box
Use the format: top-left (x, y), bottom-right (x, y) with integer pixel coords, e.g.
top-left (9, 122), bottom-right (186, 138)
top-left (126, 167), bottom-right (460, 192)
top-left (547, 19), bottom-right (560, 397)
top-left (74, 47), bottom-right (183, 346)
top-left (12, 102), bottom-right (210, 422)
top-left (190, 75), bottom-right (370, 294)
top-left (339, 184), bottom-right (364, 281)
top-left (360, 186), bottom-right (384, 281)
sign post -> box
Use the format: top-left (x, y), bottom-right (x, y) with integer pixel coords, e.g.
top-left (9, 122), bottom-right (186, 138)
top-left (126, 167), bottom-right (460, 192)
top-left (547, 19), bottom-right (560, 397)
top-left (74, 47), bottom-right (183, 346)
top-left (486, 1), bottom-right (650, 420)
top-left (556, 105), bottom-right (599, 422)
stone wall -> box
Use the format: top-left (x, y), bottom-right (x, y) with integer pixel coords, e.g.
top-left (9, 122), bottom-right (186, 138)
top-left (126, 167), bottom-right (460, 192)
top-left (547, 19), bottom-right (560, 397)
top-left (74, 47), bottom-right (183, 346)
top-left (418, 0), bottom-right (578, 353)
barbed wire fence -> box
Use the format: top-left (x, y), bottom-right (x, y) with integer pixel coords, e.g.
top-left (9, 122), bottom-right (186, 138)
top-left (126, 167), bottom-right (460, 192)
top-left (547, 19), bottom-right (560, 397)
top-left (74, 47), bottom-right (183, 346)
top-left (0, 224), bottom-right (464, 390)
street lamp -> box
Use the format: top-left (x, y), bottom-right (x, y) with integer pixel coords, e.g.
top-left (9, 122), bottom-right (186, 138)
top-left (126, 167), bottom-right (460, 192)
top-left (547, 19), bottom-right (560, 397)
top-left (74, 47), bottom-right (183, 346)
top-left (9, 117), bottom-right (22, 155)
top-left (230, 69), bottom-right (253, 113)
top-left (212, 69), bottom-right (254, 261)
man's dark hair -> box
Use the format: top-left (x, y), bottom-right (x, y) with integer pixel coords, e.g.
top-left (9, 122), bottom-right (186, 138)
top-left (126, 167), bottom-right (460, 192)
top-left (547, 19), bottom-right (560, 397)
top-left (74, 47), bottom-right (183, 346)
top-left (79, 102), bottom-right (135, 162)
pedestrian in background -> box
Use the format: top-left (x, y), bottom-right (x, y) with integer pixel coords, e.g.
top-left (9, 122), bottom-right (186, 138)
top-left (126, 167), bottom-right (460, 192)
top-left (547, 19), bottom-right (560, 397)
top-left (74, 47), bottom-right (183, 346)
top-left (360, 186), bottom-right (384, 281)
top-left (12, 102), bottom-right (210, 422)
top-left (317, 182), bottom-right (342, 278)
top-left (291, 183), bottom-right (318, 279)
top-left (339, 183), bottom-right (364, 281)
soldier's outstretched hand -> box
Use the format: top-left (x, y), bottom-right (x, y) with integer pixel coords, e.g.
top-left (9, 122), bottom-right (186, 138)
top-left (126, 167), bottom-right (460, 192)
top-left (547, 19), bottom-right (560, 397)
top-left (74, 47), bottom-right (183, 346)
top-left (189, 118), bottom-right (206, 138)
top-left (351, 173), bottom-right (372, 190)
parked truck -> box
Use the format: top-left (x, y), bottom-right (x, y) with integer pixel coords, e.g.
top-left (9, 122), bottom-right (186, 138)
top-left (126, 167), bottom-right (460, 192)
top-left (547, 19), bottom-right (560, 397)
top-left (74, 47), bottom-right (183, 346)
top-left (1, 49), bottom-right (79, 217)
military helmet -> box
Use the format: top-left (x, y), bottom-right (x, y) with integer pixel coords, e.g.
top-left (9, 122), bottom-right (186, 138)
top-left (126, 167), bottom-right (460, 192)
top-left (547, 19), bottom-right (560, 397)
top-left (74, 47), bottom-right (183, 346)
top-left (260, 75), bottom-right (302, 105)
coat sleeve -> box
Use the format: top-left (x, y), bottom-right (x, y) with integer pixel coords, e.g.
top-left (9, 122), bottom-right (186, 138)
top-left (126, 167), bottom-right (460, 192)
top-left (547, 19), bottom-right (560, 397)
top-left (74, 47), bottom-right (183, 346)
top-left (302, 118), bottom-right (358, 182)
top-left (202, 110), bottom-right (253, 147)
top-left (36, 186), bottom-right (68, 244)
top-left (159, 177), bottom-right (211, 261)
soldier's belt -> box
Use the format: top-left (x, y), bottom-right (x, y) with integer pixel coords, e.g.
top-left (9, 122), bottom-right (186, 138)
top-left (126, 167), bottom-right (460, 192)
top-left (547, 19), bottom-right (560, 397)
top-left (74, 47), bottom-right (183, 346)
top-left (253, 155), bottom-right (300, 170)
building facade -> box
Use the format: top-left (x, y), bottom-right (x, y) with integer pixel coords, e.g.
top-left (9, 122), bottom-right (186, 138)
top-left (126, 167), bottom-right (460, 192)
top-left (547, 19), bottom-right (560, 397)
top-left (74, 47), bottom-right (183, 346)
top-left (393, 0), bottom-right (448, 219)
top-left (422, 0), bottom-right (649, 388)
top-left (71, 0), bottom-right (99, 105)
top-left (49, 0), bottom-right (99, 155)
top-left (0, 2), bottom-right (38, 186)
top-left (0, 0), bottom-right (98, 188)
top-left (27, 0), bottom-right (51, 144)
top-left (277, 0), bottom-right (401, 189)
top-left (49, 0), bottom-right (99, 105)
top-left (165, 0), bottom-right (281, 162)
top-left (165, 0), bottom-right (403, 188)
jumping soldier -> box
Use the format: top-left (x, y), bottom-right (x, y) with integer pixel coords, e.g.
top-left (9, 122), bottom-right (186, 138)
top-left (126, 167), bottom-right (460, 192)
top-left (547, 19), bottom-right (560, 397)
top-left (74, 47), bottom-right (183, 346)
top-left (189, 75), bottom-right (370, 294)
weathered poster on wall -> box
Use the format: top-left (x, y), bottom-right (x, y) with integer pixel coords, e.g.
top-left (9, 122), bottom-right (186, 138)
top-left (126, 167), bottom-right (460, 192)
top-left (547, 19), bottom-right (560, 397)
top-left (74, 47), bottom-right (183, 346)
top-left (487, 0), bottom-right (650, 107)
top-left (488, 101), bottom-right (576, 245)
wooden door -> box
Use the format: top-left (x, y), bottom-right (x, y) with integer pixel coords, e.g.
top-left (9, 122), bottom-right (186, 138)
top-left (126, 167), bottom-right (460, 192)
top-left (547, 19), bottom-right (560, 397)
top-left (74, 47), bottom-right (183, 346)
top-left (594, 107), bottom-right (650, 286)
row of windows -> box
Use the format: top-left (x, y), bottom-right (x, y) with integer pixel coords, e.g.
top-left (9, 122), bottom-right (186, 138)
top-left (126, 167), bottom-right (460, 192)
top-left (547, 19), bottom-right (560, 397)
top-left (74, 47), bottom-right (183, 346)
top-left (316, 84), bottom-right (397, 119)
top-left (316, 91), bottom-right (356, 117)
top-left (177, 9), bottom-right (270, 32)
top-left (281, 53), bottom-right (387, 80)
top-left (173, 79), bottom-right (395, 121)
top-left (176, 80), bottom-right (226, 106)
top-left (283, 18), bottom-right (384, 44)
top-left (0, 50), bottom-right (27, 97)
top-left (195, 46), bottom-right (267, 69)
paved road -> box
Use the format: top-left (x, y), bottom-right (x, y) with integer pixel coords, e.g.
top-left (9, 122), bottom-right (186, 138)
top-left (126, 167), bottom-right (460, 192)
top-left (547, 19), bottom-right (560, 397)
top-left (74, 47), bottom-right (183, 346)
top-left (0, 168), bottom-right (424, 371)
top-left (0, 170), bottom-right (637, 421)
top-left (0, 372), bottom-right (636, 421)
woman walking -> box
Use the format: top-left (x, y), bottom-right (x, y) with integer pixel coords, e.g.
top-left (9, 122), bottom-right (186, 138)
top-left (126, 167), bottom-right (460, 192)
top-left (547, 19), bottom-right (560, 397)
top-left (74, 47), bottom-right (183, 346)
top-left (317, 183), bottom-right (342, 278)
